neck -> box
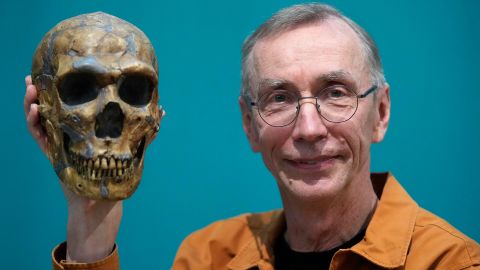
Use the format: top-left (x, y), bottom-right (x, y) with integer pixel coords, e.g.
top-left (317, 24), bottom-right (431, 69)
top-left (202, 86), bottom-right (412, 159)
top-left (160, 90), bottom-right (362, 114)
top-left (281, 174), bottom-right (378, 252)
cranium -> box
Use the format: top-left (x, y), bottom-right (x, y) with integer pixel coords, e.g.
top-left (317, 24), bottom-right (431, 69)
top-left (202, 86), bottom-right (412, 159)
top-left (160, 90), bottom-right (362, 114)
top-left (31, 12), bottom-right (162, 200)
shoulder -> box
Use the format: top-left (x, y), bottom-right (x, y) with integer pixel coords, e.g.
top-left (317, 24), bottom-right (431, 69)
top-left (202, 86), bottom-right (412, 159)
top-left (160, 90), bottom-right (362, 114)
top-left (185, 210), bottom-right (279, 243)
top-left (172, 210), bottom-right (281, 270)
top-left (408, 208), bottom-right (480, 269)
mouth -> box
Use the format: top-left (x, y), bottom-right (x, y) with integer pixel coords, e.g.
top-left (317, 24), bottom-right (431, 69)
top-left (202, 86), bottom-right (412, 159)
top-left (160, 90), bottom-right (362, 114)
top-left (285, 155), bottom-right (340, 170)
top-left (63, 134), bottom-right (146, 182)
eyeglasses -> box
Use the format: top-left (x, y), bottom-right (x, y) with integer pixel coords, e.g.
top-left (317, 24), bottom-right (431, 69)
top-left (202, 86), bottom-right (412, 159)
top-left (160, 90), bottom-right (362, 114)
top-left (246, 85), bottom-right (377, 127)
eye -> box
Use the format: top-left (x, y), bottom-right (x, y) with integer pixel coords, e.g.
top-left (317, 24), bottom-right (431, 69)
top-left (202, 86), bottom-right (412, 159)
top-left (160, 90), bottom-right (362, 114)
top-left (58, 73), bottom-right (99, 105)
top-left (258, 90), bottom-right (296, 114)
top-left (119, 75), bottom-right (154, 106)
top-left (273, 93), bottom-right (287, 103)
top-left (329, 89), bottom-right (345, 98)
top-left (262, 90), bottom-right (296, 104)
top-left (320, 86), bottom-right (352, 100)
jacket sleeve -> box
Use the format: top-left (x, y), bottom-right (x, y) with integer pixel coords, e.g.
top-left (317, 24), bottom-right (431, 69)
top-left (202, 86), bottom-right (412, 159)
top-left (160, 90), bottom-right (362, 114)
top-left (52, 242), bottom-right (120, 270)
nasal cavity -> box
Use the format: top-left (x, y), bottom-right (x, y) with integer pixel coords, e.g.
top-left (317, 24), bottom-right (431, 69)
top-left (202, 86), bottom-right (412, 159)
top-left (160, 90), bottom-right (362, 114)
top-left (95, 102), bottom-right (124, 138)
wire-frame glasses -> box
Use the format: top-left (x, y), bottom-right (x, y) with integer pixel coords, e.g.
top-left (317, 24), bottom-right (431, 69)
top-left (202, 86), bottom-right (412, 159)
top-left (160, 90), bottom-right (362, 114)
top-left (246, 85), bottom-right (378, 127)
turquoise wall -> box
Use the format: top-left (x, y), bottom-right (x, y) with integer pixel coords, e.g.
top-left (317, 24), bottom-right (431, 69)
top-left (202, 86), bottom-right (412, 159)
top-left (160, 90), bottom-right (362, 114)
top-left (1, 0), bottom-right (478, 268)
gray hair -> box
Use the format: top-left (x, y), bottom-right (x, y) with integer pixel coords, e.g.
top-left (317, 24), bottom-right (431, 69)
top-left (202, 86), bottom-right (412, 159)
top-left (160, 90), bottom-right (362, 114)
top-left (241, 3), bottom-right (386, 98)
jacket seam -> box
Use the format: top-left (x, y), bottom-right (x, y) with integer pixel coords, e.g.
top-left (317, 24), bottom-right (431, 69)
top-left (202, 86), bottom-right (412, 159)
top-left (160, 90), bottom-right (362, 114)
top-left (414, 223), bottom-right (478, 270)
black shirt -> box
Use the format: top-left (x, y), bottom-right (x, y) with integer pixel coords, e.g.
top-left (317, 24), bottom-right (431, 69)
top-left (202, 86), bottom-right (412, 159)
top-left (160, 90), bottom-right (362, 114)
top-left (273, 229), bottom-right (365, 270)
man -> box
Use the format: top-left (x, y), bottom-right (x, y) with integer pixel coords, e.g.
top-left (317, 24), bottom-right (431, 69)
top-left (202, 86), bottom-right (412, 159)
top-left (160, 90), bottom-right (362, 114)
top-left (172, 3), bottom-right (479, 269)
top-left (25, 3), bottom-right (479, 270)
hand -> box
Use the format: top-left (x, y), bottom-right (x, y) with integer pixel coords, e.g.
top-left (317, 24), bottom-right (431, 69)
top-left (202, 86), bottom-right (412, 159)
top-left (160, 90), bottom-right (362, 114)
top-left (24, 75), bottom-right (48, 154)
top-left (63, 183), bottom-right (123, 263)
top-left (24, 75), bottom-right (122, 263)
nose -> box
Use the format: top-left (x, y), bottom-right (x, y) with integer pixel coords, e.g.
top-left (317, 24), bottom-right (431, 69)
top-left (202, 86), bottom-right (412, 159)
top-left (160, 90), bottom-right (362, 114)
top-left (95, 102), bottom-right (124, 138)
top-left (291, 99), bottom-right (328, 142)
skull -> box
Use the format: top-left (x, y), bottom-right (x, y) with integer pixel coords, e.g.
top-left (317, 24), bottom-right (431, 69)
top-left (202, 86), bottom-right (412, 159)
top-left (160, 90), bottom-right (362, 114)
top-left (31, 12), bottom-right (162, 200)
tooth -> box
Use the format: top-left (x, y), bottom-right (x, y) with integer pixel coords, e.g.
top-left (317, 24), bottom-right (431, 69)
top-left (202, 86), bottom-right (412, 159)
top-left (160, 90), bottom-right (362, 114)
top-left (123, 160), bottom-right (128, 168)
top-left (94, 159), bottom-right (100, 169)
top-left (101, 158), bottom-right (108, 169)
top-left (118, 169), bottom-right (123, 176)
top-left (88, 160), bottom-right (93, 169)
top-left (96, 170), bottom-right (102, 178)
top-left (83, 160), bottom-right (87, 168)
top-left (117, 159), bottom-right (123, 169)
top-left (109, 158), bottom-right (116, 169)
top-left (112, 169), bottom-right (117, 177)
top-left (91, 170), bottom-right (96, 179)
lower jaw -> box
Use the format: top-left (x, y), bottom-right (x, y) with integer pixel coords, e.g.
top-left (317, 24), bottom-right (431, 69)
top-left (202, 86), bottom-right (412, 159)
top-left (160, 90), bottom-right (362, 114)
top-left (75, 167), bottom-right (134, 183)
top-left (61, 167), bottom-right (140, 200)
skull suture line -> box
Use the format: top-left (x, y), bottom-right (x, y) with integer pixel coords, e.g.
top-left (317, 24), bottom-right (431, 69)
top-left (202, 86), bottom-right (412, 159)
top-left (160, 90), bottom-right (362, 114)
top-left (31, 12), bottom-right (162, 200)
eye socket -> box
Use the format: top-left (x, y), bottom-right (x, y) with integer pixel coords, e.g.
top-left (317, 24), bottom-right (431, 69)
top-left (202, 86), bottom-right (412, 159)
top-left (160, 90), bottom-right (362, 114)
top-left (118, 74), bottom-right (154, 106)
top-left (58, 73), bottom-right (99, 105)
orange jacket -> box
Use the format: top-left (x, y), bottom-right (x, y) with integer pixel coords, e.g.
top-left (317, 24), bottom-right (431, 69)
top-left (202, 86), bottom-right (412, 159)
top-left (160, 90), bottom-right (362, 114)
top-left (53, 173), bottom-right (480, 269)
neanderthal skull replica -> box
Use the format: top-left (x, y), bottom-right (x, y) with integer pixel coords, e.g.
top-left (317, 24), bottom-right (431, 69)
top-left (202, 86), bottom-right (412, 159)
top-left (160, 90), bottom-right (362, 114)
top-left (32, 12), bottom-right (162, 200)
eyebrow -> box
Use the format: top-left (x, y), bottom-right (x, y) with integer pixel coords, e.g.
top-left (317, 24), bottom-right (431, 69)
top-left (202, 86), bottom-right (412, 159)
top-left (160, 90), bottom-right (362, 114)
top-left (256, 70), bottom-right (355, 93)
top-left (259, 78), bottom-right (289, 87)
top-left (317, 70), bottom-right (355, 84)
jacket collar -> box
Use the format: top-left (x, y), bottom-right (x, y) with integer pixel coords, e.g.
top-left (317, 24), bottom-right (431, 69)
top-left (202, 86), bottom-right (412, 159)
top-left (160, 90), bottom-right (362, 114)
top-left (351, 172), bottom-right (418, 268)
top-left (228, 173), bottom-right (418, 269)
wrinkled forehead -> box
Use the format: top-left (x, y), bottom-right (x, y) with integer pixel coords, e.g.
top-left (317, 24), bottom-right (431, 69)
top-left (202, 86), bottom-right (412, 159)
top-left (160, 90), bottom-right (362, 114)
top-left (251, 19), bottom-right (368, 91)
top-left (50, 24), bottom-right (157, 79)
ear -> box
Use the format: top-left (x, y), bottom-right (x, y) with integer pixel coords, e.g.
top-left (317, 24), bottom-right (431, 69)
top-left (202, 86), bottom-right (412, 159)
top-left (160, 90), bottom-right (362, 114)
top-left (372, 85), bottom-right (391, 143)
top-left (239, 96), bottom-right (260, 152)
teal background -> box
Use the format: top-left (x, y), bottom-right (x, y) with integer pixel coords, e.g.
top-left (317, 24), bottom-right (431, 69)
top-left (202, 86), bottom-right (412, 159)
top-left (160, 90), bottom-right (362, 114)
top-left (1, 0), bottom-right (478, 268)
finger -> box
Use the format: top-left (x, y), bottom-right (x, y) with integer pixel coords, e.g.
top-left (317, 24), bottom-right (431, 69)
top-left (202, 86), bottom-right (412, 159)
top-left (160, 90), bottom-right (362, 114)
top-left (25, 75), bottom-right (32, 86)
top-left (27, 103), bottom-right (40, 128)
top-left (24, 84), bottom-right (38, 117)
top-left (27, 104), bottom-right (43, 140)
top-left (27, 104), bottom-right (49, 154)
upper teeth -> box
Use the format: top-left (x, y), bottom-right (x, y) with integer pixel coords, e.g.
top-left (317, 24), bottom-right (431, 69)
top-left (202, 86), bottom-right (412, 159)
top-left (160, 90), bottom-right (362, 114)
top-left (69, 153), bottom-right (132, 181)
top-left (300, 161), bottom-right (316, 164)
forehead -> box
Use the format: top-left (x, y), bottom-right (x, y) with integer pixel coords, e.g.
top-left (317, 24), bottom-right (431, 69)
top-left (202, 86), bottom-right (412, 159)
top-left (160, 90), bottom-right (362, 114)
top-left (252, 19), bottom-right (367, 88)
top-left (51, 25), bottom-right (156, 78)
top-left (54, 26), bottom-right (129, 56)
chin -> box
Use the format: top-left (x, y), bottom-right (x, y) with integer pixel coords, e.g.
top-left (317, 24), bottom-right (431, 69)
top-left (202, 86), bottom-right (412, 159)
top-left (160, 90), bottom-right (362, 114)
top-left (277, 171), bottom-right (348, 200)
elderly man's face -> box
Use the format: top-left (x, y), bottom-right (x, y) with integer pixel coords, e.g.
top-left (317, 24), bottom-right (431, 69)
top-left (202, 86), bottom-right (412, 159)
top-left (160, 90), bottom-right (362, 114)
top-left (241, 19), bottom-right (390, 200)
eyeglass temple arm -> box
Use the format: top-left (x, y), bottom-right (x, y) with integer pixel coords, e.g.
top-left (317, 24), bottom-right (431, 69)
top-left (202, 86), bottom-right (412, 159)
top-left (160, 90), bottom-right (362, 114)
top-left (358, 85), bottom-right (378, 98)
top-left (242, 95), bottom-right (256, 108)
